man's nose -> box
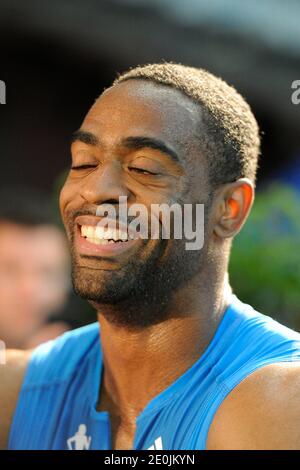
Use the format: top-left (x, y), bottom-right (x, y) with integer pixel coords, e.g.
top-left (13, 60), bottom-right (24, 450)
top-left (79, 161), bottom-right (131, 205)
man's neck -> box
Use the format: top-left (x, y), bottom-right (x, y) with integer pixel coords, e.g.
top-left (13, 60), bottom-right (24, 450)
top-left (96, 273), bottom-right (232, 421)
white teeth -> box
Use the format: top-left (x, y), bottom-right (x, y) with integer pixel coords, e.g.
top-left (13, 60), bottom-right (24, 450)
top-left (95, 226), bottom-right (105, 239)
top-left (80, 225), bottom-right (129, 242)
top-left (87, 226), bottom-right (94, 238)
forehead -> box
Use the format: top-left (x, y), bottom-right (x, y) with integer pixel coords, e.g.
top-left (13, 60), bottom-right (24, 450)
top-left (81, 80), bottom-right (202, 158)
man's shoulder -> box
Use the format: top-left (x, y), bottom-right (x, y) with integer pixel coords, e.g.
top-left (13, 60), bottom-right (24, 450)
top-left (0, 349), bottom-right (32, 403)
top-left (23, 322), bottom-right (100, 386)
top-left (1, 324), bottom-right (99, 449)
top-left (229, 296), bottom-right (300, 342)
top-left (207, 361), bottom-right (300, 449)
top-left (218, 296), bottom-right (300, 372)
top-left (0, 350), bottom-right (32, 449)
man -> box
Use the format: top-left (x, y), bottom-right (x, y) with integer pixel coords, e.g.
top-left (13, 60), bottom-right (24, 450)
top-left (0, 187), bottom-right (70, 349)
top-left (2, 63), bottom-right (300, 450)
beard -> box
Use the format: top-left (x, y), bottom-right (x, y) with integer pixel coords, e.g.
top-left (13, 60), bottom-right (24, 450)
top-left (66, 200), bottom-right (211, 329)
top-left (71, 238), bottom-right (165, 305)
top-left (70, 237), bottom-right (207, 329)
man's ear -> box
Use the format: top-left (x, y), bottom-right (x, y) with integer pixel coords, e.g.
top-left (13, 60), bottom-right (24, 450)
top-left (213, 178), bottom-right (254, 239)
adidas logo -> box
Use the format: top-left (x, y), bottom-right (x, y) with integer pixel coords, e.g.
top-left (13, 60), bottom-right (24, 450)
top-left (147, 436), bottom-right (163, 450)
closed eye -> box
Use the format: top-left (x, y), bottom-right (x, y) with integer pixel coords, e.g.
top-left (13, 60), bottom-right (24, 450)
top-left (71, 164), bottom-right (98, 170)
top-left (128, 167), bottom-right (158, 175)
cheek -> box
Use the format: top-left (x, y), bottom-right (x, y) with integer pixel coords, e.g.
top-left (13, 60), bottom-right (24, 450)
top-left (59, 181), bottom-right (69, 216)
top-left (59, 172), bottom-right (74, 199)
top-left (59, 178), bottom-right (78, 222)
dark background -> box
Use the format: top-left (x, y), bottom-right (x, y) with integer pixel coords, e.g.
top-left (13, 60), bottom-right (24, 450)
top-left (0, 0), bottom-right (299, 192)
top-left (0, 0), bottom-right (299, 328)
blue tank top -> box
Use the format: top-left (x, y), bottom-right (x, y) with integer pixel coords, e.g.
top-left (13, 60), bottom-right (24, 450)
top-left (8, 295), bottom-right (300, 450)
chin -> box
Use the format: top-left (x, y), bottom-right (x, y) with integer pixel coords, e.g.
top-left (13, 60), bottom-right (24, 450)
top-left (71, 267), bottom-right (133, 305)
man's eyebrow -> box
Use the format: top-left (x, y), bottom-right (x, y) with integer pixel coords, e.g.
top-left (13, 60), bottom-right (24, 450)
top-left (122, 136), bottom-right (180, 163)
top-left (71, 130), bottom-right (99, 146)
top-left (71, 130), bottom-right (181, 164)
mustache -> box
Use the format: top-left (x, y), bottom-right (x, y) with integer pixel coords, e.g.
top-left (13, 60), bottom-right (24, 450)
top-left (64, 206), bottom-right (144, 227)
top-left (66, 207), bottom-right (96, 222)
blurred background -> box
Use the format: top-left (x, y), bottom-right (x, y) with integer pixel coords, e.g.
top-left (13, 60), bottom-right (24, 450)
top-left (0, 0), bottom-right (299, 346)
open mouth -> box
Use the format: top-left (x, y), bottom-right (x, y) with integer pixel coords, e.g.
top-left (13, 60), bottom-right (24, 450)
top-left (80, 224), bottom-right (131, 245)
top-left (74, 215), bottom-right (142, 257)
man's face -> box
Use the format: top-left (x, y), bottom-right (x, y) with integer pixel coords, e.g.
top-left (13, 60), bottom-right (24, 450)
top-left (60, 80), bottom-right (212, 326)
top-left (0, 222), bottom-right (70, 347)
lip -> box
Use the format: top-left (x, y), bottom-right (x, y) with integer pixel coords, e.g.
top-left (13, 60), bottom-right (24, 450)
top-left (74, 215), bottom-right (141, 258)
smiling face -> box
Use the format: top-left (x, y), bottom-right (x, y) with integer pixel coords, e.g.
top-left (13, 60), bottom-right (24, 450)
top-left (60, 79), bottom-right (213, 326)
